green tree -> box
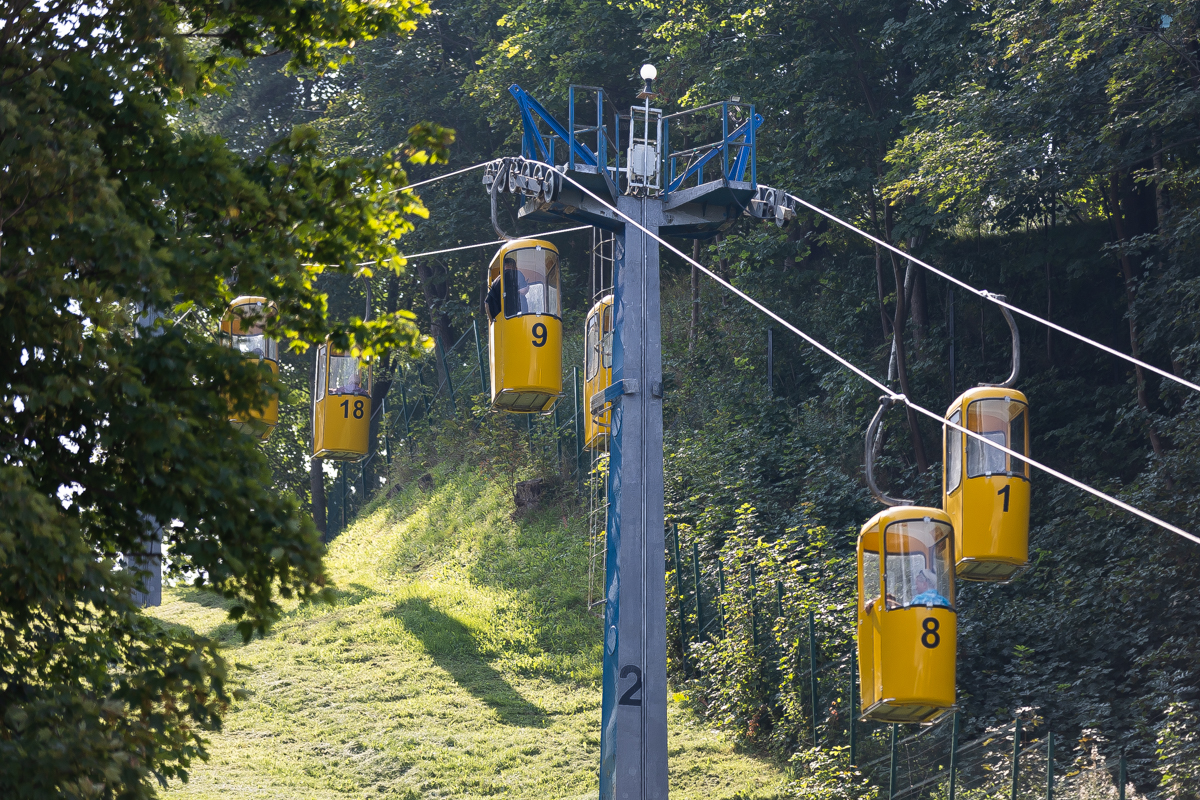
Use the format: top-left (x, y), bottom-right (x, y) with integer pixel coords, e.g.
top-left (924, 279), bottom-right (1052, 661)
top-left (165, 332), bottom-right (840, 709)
top-left (0, 0), bottom-right (442, 795)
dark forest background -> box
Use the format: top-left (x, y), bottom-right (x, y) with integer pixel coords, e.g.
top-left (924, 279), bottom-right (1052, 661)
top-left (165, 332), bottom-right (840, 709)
top-left (184, 1), bottom-right (1200, 796)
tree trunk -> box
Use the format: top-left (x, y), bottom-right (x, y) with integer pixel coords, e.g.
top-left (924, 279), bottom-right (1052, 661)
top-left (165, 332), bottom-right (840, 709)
top-left (1151, 133), bottom-right (1169, 231)
top-left (1046, 197), bottom-right (1056, 366)
top-left (415, 261), bottom-right (458, 392)
top-left (415, 261), bottom-right (458, 346)
top-left (869, 198), bottom-right (891, 341)
top-left (311, 457), bottom-right (327, 542)
top-left (909, 237), bottom-right (928, 355)
top-left (885, 203), bottom-right (929, 472)
top-left (690, 239), bottom-right (700, 351)
top-left (1109, 172), bottom-right (1167, 465)
top-left (366, 271), bottom-right (404, 490)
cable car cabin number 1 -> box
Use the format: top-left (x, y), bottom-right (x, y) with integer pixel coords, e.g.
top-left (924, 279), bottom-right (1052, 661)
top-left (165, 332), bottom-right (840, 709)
top-left (312, 342), bottom-right (372, 461)
top-left (944, 387), bottom-right (1031, 582)
top-left (484, 239), bottom-right (563, 414)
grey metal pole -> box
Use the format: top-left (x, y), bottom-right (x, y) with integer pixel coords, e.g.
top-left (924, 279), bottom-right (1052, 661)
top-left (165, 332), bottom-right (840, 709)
top-left (767, 327), bottom-right (773, 396)
top-left (554, 402), bottom-right (563, 465)
top-left (598, 194), bottom-right (667, 800)
top-left (340, 466), bottom-right (347, 531)
top-left (382, 397), bottom-right (391, 467)
top-left (849, 648), bottom-right (857, 765)
top-left (473, 317), bottom-right (488, 395)
top-left (950, 711), bottom-right (960, 800)
top-left (749, 563), bottom-right (759, 650)
top-left (809, 607), bottom-right (819, 745)
top-left (889, 723), bottom-right (899, 800)
top-left (436, 336), bottom-right (457, 418)
top-left (1046, 730), bottom-right (1053, 800)
top-left (1013, 718), bottom-right (1022, 800)
top-left (671, 525), bottom-right (687, 672)
top-left (572, 366), bottom-right (584, 490)
top-left (949, 287), bottom-right (956, 400)
top-left (717, 559), bottom-right (726, 636)
top-left (693, 542), bottom-right (705, 639)
top-left (1118, 751), bottom-right (1126, 800)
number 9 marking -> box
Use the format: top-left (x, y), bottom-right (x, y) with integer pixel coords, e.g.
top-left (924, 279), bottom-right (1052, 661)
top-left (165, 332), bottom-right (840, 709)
top-left (532, 322), bottom-right (548, 348)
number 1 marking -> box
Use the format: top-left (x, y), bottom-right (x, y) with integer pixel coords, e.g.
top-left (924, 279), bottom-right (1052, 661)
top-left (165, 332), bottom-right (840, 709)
top-left (997, 484), bottom-right (1010, 512)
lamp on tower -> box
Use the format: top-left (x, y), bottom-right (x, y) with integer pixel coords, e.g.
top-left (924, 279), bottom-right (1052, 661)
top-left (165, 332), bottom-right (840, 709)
top-left (638, 63), bottom-right (657, 99)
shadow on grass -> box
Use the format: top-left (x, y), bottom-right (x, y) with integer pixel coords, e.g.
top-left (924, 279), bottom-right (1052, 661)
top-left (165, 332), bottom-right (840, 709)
top-left (387, 595), bottom-right (545, 727)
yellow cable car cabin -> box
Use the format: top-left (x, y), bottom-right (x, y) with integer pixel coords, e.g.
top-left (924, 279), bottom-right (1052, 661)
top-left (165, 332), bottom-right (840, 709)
top-left (312, 341), bottom-right (372, 460)
top-left (220, 296), bottom-right (279, 441)
top-left (858, 507), bottom-right (957, 724)
top-left (583, 294), bottom-right (614, 450)
top-left (484, 239), bottom-right (562, 413)
top-left (944, 387), bottom-right (1031, 582)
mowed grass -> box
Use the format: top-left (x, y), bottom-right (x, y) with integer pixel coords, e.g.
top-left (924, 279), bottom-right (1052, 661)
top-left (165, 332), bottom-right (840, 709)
top-left (152, 465), bottom-right (788, 799)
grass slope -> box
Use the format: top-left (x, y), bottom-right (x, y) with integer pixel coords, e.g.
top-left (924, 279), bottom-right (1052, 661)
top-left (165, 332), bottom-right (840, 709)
top-left (153, 464), bottom-right (787, 799)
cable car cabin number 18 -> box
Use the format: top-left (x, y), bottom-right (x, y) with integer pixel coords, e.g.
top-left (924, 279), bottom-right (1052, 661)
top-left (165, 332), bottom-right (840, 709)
top-left (484, 239), bottom-right (563, 414)
top-left (312, 342), bottom-right (372, 461)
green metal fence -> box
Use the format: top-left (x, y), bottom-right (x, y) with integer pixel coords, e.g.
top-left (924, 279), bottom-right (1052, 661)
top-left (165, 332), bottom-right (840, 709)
top-left (667, 524), bottom-right (1139, 800)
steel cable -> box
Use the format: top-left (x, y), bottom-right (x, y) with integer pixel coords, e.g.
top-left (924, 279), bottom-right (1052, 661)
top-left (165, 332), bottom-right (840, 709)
top-left (545, 166), bottom-right (1200, 547)
top-left (306, 225), bottom-right (591, 269)
top-left (391, 161), bottom-right (490, 194)
top-left (782, 192), bottom-right (1200, 398)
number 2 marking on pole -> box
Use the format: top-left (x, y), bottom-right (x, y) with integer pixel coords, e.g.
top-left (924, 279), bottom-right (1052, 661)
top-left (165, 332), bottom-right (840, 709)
top-left (618, 665), bottom-right (643, 706)
top-left (532, 322), bottom-right (547, 347)
top-left (997, 484), bottom-right (1010, 512)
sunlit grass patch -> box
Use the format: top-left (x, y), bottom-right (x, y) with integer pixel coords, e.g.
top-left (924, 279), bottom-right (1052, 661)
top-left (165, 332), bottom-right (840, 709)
top-left (152, 464), bottom-right (788, 799)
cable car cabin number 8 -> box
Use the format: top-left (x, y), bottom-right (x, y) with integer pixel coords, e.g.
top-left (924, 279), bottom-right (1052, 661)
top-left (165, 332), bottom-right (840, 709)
top-left (484, 239), bottom-right (563, 414)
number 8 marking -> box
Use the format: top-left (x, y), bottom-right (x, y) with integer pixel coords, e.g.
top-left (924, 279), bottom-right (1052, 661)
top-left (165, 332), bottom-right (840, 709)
top-left (921, 617), bottom-right (940, 649)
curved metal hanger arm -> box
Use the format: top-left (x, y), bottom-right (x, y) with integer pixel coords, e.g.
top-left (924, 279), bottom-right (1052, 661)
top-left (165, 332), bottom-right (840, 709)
top-left (981, 292), bottom-right (1020, 389)
top-left (865, 396), bottom-right (914, 508)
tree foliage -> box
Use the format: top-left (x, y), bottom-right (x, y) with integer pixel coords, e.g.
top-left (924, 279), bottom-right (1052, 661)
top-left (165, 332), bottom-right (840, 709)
top-left (0, 0), bottom-right (439, 795)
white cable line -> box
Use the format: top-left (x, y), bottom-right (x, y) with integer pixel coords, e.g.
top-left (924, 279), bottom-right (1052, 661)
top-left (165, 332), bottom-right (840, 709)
top-left (388, 225), bottom-right (590, 264)
top-left (306, 225), bottom-right (591, 268)
top-left (392, 161), bottom-right (489, 194)
top-left (783, 192), bottom-right (1200, 397)
top-left (549, 166), bottom-right (1200, 546)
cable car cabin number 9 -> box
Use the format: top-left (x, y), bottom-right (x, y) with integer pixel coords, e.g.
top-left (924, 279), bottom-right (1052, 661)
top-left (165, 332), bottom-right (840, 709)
top-left (312, 341), bottom-right (372, 461)
top-left (484, 239), bottom-right (563, 414)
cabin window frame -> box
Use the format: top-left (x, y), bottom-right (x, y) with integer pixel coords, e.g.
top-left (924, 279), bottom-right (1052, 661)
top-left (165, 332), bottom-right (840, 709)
top-left (883, 517), bottom-right (956, 611)
top-left (502, 246), bottom-right (562, 320)
top-left (965, 397), bottom-right (1029, 480)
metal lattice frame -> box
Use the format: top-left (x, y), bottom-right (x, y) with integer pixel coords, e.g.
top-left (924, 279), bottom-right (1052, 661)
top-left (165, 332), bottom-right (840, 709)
top-left (587, 227), bottom-right (616, 613)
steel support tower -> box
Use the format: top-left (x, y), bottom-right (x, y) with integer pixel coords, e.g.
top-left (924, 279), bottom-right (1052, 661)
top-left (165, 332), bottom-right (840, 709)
top-left (487, 75), bottom-right (786, 799)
